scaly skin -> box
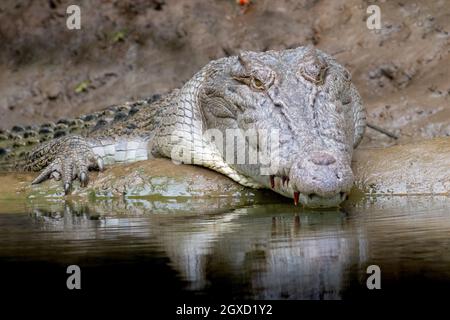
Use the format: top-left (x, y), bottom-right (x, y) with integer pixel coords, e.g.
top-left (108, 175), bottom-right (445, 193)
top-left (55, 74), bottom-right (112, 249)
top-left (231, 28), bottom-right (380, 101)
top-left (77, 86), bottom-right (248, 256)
top-left (0, 46), bottom-right (366, 207)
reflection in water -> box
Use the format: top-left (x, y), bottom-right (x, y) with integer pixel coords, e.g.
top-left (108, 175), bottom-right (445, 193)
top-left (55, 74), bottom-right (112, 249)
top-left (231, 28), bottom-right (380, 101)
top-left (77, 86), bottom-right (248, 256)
top-left (0, 195), bottom-right (449, 299)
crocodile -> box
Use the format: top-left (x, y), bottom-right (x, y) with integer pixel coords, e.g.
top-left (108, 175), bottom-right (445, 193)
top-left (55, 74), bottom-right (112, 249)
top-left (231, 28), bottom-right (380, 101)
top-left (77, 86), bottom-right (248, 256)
top-left (0, 46), bottom-right (366, 207)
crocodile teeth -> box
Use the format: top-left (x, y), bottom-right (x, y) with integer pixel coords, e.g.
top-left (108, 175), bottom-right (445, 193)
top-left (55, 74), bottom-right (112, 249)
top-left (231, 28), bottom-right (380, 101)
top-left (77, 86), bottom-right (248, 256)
top-left (270, 175), bottom-right (275, 189)
top-left (282, 176), bottom-right (288, 186)
top-left (294, 191), bottom-right (299, 206)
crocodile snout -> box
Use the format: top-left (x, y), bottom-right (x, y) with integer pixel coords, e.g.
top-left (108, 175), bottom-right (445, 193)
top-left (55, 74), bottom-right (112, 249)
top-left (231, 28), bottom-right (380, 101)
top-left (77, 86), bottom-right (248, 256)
top-left (289, 151), bottom-right (353, 207)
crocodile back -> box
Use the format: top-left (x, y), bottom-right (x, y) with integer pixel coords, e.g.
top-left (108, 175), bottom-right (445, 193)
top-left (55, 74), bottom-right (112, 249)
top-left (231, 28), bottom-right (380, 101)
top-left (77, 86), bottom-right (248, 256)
top-left (0, 94), bottom-right (162, 172)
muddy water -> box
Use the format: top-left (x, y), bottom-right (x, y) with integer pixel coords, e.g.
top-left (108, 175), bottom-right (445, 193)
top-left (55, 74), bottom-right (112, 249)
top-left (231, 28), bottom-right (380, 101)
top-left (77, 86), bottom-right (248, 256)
top-left (0, 196), bottom-right (449, 299)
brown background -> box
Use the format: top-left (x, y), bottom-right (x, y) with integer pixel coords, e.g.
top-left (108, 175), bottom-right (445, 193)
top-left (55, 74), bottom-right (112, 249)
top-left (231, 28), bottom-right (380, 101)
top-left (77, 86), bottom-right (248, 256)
top-left (0, 0), bottom-right (449, 147)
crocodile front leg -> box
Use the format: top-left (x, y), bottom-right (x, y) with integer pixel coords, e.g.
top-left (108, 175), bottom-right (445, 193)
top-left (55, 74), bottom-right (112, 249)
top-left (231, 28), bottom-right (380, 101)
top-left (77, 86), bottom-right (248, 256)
top-left (27, 134), bottom-right (152, 194)
top-left (26, 135), bottom-right (104, 194)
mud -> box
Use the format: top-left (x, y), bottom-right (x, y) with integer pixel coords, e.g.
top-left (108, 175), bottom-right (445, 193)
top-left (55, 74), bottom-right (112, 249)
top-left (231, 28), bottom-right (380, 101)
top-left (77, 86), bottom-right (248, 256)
top-left (353, 137), bottom-right (450, 195)
top-left (0, 0), bottom-right (449, 147)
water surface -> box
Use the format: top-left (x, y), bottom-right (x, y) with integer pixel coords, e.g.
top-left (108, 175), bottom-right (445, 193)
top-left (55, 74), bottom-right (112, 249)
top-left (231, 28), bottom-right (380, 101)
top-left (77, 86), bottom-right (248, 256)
top-left (0, 195), bottom-right (449, 299)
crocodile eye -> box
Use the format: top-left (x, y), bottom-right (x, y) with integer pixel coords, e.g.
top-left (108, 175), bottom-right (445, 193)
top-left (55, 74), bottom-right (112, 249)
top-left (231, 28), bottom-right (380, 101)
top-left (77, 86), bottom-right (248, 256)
top-left (299, 50), bottom-right (329, 85)
top-left (233, 71), bottom-right (273, 91)
top-left (252, 77), bottom-right (265, 90)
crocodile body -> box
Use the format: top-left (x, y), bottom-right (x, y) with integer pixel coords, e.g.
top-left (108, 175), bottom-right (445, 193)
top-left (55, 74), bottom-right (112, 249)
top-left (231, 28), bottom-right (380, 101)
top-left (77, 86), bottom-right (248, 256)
top-left (0, 46), bottom-right (366, 207)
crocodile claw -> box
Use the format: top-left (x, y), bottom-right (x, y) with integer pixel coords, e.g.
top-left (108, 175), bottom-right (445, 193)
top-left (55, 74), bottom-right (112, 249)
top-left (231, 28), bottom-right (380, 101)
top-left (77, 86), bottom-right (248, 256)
top-left (80, 172), bottom-right (88, 188)
top-left (31, 141), bottom-right (102, 195)
top-left (97, 158), bottom-right (104, 171)
top-left (64, 182), bottom-right (71, 195)
top-left (51, 171), bottom-right (61, 181)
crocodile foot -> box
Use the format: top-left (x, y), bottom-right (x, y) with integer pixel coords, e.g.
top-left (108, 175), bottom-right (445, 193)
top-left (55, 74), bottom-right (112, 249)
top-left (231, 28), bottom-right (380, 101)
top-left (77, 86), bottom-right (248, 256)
top-left (31, 142), bottom-right (104, 194)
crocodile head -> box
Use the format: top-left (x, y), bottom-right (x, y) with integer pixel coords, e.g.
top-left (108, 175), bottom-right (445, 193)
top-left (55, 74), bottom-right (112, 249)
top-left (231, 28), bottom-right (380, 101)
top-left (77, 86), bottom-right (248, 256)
top-left (200, 46), bottom-right (366, 208)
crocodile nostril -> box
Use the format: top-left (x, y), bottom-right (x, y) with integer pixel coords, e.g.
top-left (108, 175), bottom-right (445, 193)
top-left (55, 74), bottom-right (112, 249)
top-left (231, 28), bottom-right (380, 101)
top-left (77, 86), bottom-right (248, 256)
top-left (274, 102), bottom-right (284, 108)
top-left (310, 152), bottom-right (336, 166)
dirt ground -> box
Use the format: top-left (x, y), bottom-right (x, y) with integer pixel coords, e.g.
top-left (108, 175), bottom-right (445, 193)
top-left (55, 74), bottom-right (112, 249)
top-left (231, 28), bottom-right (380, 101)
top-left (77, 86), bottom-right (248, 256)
top-left (0, 0), bottom-right (449, 148)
